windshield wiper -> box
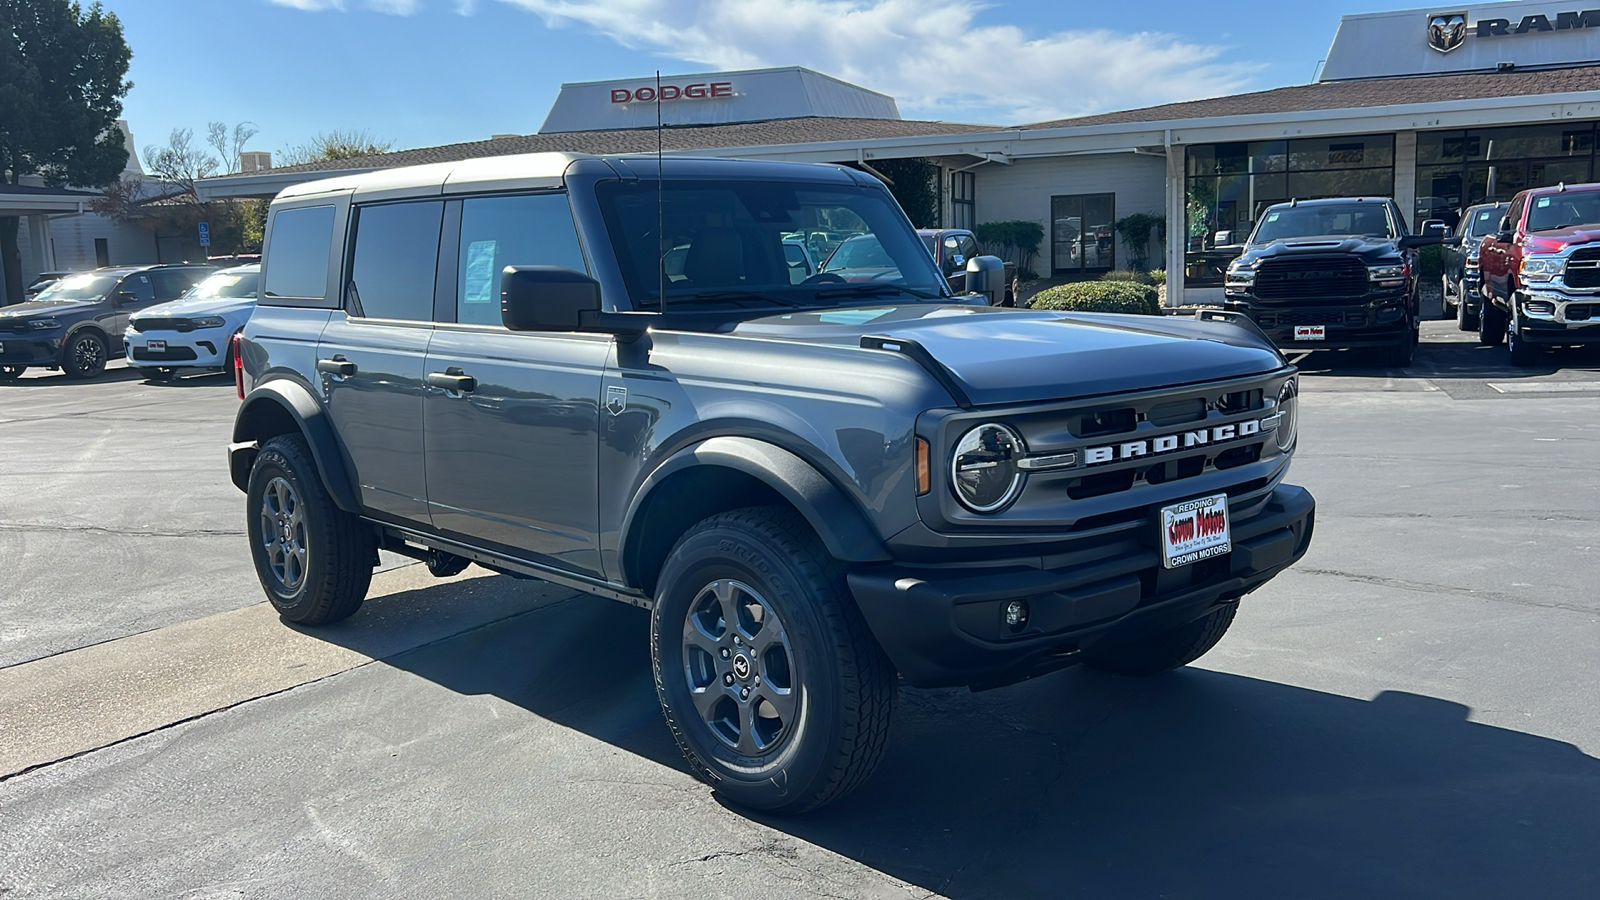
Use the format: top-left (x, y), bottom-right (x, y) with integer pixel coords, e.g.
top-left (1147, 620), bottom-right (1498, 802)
top-left (811, 284), bottom-right (943, 301)
top-left (664, 290), bottom-right (805, 309)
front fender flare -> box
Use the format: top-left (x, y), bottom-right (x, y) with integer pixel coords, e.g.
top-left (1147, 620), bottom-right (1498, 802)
top-left (620, 436), bottom-right (891, 586)
top-left (230, 378), bottom-right (361, 513)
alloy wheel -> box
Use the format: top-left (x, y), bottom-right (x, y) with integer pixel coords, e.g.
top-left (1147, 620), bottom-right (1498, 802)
top-left (259, 475), bottom-right (309, 591)
top-left (74, 337), bottom-right (103, 372)
top-left (681, 579), bottom-right (798, 756)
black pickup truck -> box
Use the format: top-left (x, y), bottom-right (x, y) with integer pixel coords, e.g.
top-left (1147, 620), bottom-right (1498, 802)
top-left (1223, 197), bottom-right (1448, 367)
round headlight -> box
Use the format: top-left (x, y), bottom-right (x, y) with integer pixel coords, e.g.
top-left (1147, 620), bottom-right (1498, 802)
top-left (951, 423), bottom-right (1024, 513)
top-left (1275, 379), bottom-right (1298, 452)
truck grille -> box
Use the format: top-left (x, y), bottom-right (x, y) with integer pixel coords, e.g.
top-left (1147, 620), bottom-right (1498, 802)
top-left (1253, 257), bottom-right (1369, 301)
top-left (1257, 310), bottom-right (1365, 328)
top-left (1565, 247), bottom-right (1600, 289)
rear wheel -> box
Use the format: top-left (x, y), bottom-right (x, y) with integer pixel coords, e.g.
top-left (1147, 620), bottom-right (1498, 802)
top-left (1085, 603), bottom-right (1238, 676)
top-left (246, 433), bottom-right (375, 624)
top-left (651, 506), bottom-right (895, 813)
top-left (62, 332), bottom-right (107, 379)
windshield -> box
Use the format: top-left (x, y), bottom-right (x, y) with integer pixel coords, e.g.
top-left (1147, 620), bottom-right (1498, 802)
top-left (33, 274), bottom-right (119, 301)
top-left (1252, 204), bottom-right (1396, 243)
top-left (1468, 207), bottom-right (1505, 237)
top-left (596, 179), bottom-right (948, 310)
top-left (822, 236), bottom-right (894, 272)
top-left (1525, 191), bottom-right (1600, 232)
top-left (184, 270), bottom-right (260, 300)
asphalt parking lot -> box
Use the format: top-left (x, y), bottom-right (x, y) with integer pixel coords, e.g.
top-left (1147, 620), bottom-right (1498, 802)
top-left (2, 318), bottom-right (1598, 899)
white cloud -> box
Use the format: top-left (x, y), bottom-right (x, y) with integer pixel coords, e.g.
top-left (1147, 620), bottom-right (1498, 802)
top-left (494, 0), bottom-right (1260, 124)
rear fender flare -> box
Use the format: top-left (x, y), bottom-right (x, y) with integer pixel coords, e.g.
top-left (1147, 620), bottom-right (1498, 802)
top-left (230, 378), bottom-right (360, 512)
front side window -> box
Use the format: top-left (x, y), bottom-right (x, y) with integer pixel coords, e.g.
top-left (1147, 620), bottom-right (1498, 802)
top-left (263, 205), bottom-right (336, 301)
top-left (1251, 204), bottom-right (1396, 243)
top-left (348, 200), bottom-right (444, 321)
top-left (118, 274), bottom-right (156, 303)
top-left (1468, 207), bottom-right (1505, 237)
top-left (455, 193), bottom-right (586, 326)
top-left (597, 179), bottom-right (946, 311)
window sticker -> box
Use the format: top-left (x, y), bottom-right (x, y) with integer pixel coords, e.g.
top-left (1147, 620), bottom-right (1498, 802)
top-left (1536, 198), bottom-right (1552, 208)
top-left (463, 240), bottom-right (498, 304)
top-left (1265, 212), bottom-right (1280, 223)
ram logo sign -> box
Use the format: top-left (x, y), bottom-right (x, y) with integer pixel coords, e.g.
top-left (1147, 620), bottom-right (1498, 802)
top-left (1428, 13), bottom-right (1468, 52)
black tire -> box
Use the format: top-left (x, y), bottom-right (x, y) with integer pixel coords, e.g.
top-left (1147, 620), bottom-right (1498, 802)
top-left (1084, 603), bottom-right (1238, 676)
top-left (1381, 329), bottom-right (1416, 367)
top-left (136, 367), bottom-right (164, 381)
top-left (0, 366), bottom-right (24, 381)
top-left (1479, 300), bottom-right (1506, 346)
top-left (245, 433), bottom-right (375, 625)
top-left (1439, 275), bottom-right (1455, 319)
top-left (1508, 322), bottom-right (1538, 367)
top-left (1456, 290), bottom-right (1479, 332)
top-left (651, 506), bottom-right (895, 814)
top-left (61, 332), bottom-right (107, 379)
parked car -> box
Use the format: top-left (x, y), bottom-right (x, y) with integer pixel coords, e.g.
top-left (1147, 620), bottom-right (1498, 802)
top-left (1477, 183), bottom-right (1600, 366)
top-left (124, 264), bottom-right (260, 380)
top-left (230, 153), bottom-right (1313, 814)
top-left (1223, 197), bottom-right (1449, 367)
top-left (782, 236), bottom-right (818, 283)
top-left (1440, 202), bottom-right (1510, 331)
top-left (917, 229), bottom-right (1019, 306)
top-left (24, 270), bottom-right (76, 300)
top-left (0, 264), bottom-right (215, 379)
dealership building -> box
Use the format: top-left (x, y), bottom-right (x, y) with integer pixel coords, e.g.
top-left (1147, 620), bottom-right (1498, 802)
top-left (198, 0), bottom-right (1600, 304)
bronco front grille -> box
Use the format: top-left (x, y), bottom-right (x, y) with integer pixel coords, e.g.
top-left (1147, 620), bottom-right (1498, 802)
top-left (1253, 257), bottom-right (1369, 301)
top-left (1565, 247), bottom-right (1600, 289)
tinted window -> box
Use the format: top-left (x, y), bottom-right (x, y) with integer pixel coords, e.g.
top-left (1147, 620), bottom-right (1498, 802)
top-left (349, 201), bottom-right (444, 321)
top-left (264, 206), bottom-right (336, 301)
top-left (119, 273), bottom-right (155, 303)
top-left (149, 269), bottom-right (206, 300)
top-left (1252, 204), bottom-right (1395, 242)
top-left (1526, 190), bottom-right (1600, 232)
top-left (455, 194), bottom-right (586, 326)
top-left (1469, 207), bottom-right (1505, 237)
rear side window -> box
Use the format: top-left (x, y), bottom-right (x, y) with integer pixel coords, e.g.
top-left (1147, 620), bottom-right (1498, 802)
top-left (454, 193), bottom-right (586, 326)
top-left (149, 269), bottom-right (203, 300)
top-left (348, 200), bottom-right (445, 321)
top-left (264, 206), bottom-right (336, 301)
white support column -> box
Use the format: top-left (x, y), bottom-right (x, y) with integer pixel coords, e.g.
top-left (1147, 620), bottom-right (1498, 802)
top-left (1393, 131), bottom-right (1418, 227)
top-left (1165, 141), bottom-right (1186, 307)
top-left (25, 214), bottom-right (55, 274)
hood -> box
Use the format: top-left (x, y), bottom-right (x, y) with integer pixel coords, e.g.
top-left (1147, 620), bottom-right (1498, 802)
top-left (0, 298), bottom-right (100, 319)
top-left (1525, 227), bottom-right (1600, 254)
top-left (734, 305), bottom-right (1285, 406)
top-left (134, 295), bottom-right (257, 318)
top-left (1238, 236), bottom-right (1401, 266)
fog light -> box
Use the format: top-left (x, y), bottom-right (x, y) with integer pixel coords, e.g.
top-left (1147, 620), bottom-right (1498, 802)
top-left (1004, 600), bottom-right (1030, 630)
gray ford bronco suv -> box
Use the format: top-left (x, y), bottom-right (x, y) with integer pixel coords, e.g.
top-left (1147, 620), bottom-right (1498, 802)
top-left (230, 153), bottom-right (1315, 813)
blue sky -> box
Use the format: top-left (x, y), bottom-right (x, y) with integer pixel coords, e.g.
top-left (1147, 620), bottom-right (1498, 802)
top-left (112, 0), bottom-right (1437, 164)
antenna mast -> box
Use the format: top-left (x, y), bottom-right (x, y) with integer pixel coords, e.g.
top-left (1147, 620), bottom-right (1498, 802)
top-left (657, 70), bottom-right (666, 308)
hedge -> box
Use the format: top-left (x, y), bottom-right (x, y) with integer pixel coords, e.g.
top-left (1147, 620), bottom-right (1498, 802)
top-left (1027, 281), bottom-right (1162, 316)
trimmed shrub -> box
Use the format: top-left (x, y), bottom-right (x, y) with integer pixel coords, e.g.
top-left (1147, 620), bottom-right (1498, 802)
top-left (1099, 269), bottom-right (1147, 283)
top-left (1028, 281), bottom-right (1161, 316)
top-left (1146, 269), bottom-right (1167, 286)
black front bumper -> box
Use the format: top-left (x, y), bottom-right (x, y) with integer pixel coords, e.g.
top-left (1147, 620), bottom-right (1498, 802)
top-left (1226, 296), bottom-right (1410, 351)
top-left (0, 336), bottom-right (63, 366)
top-left (848, 484), bottom-right (1315, 689)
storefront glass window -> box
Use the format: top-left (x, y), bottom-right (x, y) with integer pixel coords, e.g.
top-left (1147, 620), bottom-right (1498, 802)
top-left (1185, 134), bottom-right (1394, 287)
top-left (1414, 124), bottom-right (1598, 229)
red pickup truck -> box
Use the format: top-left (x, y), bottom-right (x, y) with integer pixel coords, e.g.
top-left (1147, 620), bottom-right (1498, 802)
top-left (1478, 183), bottom-right (1600, 365)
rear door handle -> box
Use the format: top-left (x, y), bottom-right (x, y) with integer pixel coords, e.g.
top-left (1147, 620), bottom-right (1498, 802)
top-left (426, 369), bottom-right (476, 394)
top-left (316, 357), bottom-right (356, 377)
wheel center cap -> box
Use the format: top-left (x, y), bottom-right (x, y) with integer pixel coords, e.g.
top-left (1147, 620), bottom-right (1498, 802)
top-left (732, 653), bottom-right (751, 680)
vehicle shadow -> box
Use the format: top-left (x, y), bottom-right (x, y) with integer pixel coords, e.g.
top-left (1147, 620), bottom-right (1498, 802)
top-left (312, 582), bottom-right (1600, 900)
top-left (0, 366), bottom-right (147, 386)
top-left (1289, 336), bottom-right (1600, 380)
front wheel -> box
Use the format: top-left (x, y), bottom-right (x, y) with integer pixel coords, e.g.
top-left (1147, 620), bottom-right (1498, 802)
top-left (62, 332), bottom-right (107, 379)
top-left (1508, 321), bottom-right (1539, 367)
top-left (1084, 603), bottom-right (1238, 676)
top-left (1440, 274), bottom-right (1455, 319)
top-left (651, 506), bottom-right (895, 814)
top-left (246, 433), bottom-right (376, 624)
top-left (1479, 300), bottom-right (1506, 347)
top-left (1381, 329), bottom-right (1416, 367)
top-left (1456, 288), bottom-right (1480, 332)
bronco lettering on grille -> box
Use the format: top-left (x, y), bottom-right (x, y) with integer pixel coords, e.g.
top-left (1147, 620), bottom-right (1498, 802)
top-left (1084, 418), bottom-right (1266, 465)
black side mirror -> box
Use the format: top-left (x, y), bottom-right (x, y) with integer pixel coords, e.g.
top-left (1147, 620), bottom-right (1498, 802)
top-left (500, 266), bottom-right (648, 336)
top-left (1498, 215), bottom-right (1512, 233)
top-left (1421, 219), bottom-right (1448, 237)
top-left (1399, 234), bottom-right (1441, 250)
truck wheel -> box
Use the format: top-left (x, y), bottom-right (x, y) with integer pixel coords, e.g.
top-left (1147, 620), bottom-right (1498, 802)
top-left (651, 506), bottom-right (895, 814)
top-left (246, 433), bottom-right (375, 625)
top-left (1084, 603), bottom-right (1237, 676)
top-left (62, 332), bottom-right (107, 379)
top-left (1478, 301), bottom-right (1506, 347)
top-left (1456, 289), bottom-right (1479, 332)
top-left (1381, 330), bottom-right (1415, 368)
top-left (1508, 323), bottom-right (1538, 367)
top-left (1439, 275), bottom-right (1454, 319)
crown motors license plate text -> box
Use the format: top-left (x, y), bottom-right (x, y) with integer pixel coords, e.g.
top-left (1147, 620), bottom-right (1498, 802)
top-left (1161, 493), bottom-right (1232, 569)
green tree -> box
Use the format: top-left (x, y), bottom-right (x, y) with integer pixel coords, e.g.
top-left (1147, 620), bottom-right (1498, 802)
top-left (0, 0), bottom-right (132, 305)
top-left (276, 128), bottom-right (394, 167)
top-left (864, 158), bottom-right (938, 229)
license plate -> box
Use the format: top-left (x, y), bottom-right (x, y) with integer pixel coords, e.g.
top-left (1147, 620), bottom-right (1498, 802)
top-left (146, 340), bottom-right (166, 352)
top-left (1160, 493), bottom-right (1232, 569)
top-left (1293, 325), bottom-right (1326, 341)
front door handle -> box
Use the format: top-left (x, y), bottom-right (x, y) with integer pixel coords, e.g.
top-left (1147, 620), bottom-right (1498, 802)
top-left (426, 369), bottom-right (476, 394)
top-left (316, 357), bottom-right (356, 377)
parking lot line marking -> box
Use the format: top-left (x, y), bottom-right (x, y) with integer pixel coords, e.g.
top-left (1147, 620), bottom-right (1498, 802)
top-left (1487, 382), bottom-right (1600, 394)
top-left (0, 567), bottom-right (577, 781)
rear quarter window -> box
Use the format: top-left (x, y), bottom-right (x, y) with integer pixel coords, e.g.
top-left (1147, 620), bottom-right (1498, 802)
top-left (263, 205), bottom-right (336, 302)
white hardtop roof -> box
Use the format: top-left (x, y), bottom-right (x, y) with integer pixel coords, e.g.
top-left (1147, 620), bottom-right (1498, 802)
top-left (275, 152), bottom-right (594, 202)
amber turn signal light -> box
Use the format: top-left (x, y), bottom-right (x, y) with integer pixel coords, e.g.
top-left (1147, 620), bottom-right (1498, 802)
top-left (915, 437), bottom-right (930, 495)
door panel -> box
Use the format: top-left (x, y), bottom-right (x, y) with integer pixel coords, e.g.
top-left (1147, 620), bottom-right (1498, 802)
top-left (318, 315), bottom-right (432, 521)
top-left (423, 329), bottom-right (609, 575)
